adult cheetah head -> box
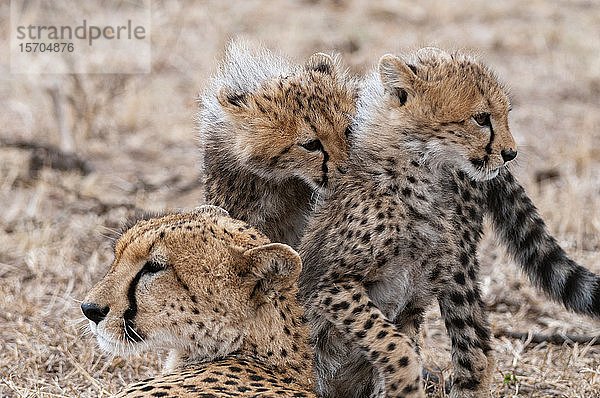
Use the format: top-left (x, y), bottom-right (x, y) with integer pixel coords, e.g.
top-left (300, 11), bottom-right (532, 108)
top-left (81, 206), bottom-right (302, 365)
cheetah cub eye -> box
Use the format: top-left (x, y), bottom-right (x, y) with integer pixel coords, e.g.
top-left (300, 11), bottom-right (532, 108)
top-left (472, 112), bottom-right (491, 127)
top-left (299, 139), bottom-right (322, 152)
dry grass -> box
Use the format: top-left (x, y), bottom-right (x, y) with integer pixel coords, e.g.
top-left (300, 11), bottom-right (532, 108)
top-left (1, 1), bottom-right (599, 396)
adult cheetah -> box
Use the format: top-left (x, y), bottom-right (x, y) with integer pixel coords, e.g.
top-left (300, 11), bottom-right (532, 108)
top-left (81, 206), bottom-right (316, 397)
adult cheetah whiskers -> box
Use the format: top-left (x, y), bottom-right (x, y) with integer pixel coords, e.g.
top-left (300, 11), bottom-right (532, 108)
top-left (122, 318), bottom-right (133, 343)
top-left (73, 316), bottom-right (92, 333)
top-left (99, 225), bottom-right (121, 241)
top-left (121, 320), bottom-right (138, 355)
top-left (126, 320), bottom-right (146, 344)
top-left (99, 231), bottom-right (116, 241)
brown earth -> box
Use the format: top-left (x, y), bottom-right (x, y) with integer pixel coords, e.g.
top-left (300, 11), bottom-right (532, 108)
top-left (1, 1), bottom-right (599, 396)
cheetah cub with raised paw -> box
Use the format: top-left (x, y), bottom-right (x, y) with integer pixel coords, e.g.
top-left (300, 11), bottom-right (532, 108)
top-left (81, 206), bottom-right (316, 397)
top-left (299, 48), bottom-right (519, 398)
top-left (198, 41), bottom-right (356, 247)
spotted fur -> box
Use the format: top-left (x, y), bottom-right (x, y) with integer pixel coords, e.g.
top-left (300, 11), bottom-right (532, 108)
top-left (82, 206), bottom-right (316, 397)
top-left (197, 40), bottom-right (357, 247)
top-left (116, 359), bottom-right (313, 398)
top-left (195, 45), bottom-right (599, 397)
top-left (298, 48), bottom-right (519, 398)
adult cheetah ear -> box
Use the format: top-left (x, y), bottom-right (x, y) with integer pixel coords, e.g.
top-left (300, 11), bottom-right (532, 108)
top-left (305, 53), bottom-right (335, 76)
top-left (242, 243), bottom-right (302, 298)
top-left (378, 54), bottom-right (419, 106)
top-left (217, 86), bottom-right (250, 113)
top-left (193, 205), bottom-right (230, 218)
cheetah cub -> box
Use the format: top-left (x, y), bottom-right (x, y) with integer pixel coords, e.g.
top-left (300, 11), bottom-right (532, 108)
top-left (299, 48), bottom-right (518, 398)
top-left (198, 41), bottom-right (356, 247)
top-left (81, 206), bottom-right (316, 397)
top-left (201, 42), bottom-right (600, 342)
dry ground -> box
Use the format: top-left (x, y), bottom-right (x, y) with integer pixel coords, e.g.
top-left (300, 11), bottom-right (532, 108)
top-left (1, 0), bottom-right (599, 397)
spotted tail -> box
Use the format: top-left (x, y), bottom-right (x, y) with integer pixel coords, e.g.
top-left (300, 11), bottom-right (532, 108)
top-left (486, 168), bottom-right (600, 318)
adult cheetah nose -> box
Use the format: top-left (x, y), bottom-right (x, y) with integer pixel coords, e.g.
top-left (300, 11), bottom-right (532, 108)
top-left (501, 148), bottom-right (517, 162)
top-left (81, 302), bottom-right (109, 324)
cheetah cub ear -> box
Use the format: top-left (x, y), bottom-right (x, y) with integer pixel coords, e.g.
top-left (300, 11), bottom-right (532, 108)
top-left (242, 243), bottom-right (302, 300)
top-left (193, 205), bottom-right (230, 217)
top-left (305, 52), bottom-right (335, 75)
top-left (217, 86), bottom-right (250, 113)
top-left (378, 54), bottom-right (420, 107)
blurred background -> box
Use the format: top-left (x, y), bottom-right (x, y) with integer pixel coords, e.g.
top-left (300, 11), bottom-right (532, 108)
top-left (1, 1), bottom-right (599, 396)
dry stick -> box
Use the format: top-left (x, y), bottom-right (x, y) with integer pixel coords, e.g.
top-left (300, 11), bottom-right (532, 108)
top-left (0, 137), bottom-right (92, 176)
top-left (127, 174), bottom-right (202, 194)
top-left (55, 177), bottom-right (201, 215)
top-left (173, 178), bottom-right (203, 193)
top-left (422, 365), bottom-right (452, 393)
top-left (494, 329), bottom-right (600, 346)
top-left (56, 182), bottom-right (138, 215)
top-left (2, 136), bottom-right (201, 194)
top-left (65, 351), bottom-right (113, 397)
top-left (1, 136), bottom-right (203, 196)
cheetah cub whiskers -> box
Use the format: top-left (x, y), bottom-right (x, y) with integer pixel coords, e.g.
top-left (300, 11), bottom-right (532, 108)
top-left (198, 40), bottom-right (357, 247)
top-left (299, 48), bottom-right (518, 398)
top-left (81, 206), bottom-right (315, 397)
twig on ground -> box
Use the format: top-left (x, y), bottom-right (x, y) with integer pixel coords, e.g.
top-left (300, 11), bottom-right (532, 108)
top-left (64, 351), bottom-right (113, 396)
top-left (494, 329), bottom-right (600, 346)
top-left (130, 174), bottom-right (182, 193)
top-left (56, 181), bottom-right (138, 215)
top-left (127, 174), bottom-right (202, 194)
top-left (171, 178), bottom-right (203, 194)
top-left (0, 137), bottom-right (93, 177)
top-left (422, 366), bottom-right (452, 394)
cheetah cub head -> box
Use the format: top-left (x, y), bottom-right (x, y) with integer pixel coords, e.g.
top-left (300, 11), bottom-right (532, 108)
top-left (216, 52), bottom-right (356, 191)
top-left (81, 205), bottom-right (302, 369)
top-left (376, 47), bottom-right (517, 180)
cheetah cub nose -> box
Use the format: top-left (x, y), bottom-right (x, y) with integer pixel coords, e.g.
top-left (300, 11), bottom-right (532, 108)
top-left (501, 148), bottom-right (517, 162)
top-left (81, 302), bottom-right (109, 324)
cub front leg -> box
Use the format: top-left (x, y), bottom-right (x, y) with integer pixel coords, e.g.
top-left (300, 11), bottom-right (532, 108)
top-left (312, 277), bottom-right (425, 398)
top-left (437, 265), bottom-right (494, 398)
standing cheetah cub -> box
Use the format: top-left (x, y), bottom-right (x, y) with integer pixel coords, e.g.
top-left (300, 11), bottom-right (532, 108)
top-left (198, 41), bottom-right (356, 247)
top-left (81, 206), bottom-right (315, 397)
top-left (299, 48), bottom-right (518, 398)
top-left (201, 43), bottom-right (600, 336)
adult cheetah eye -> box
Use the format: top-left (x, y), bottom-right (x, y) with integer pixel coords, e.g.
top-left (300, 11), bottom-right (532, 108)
top-left (142, 260), bottom-right (166, 274)
top-left (299, 139), bottom-right (322, 152)
top-left (472, 113), bottom-right (491, 127)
